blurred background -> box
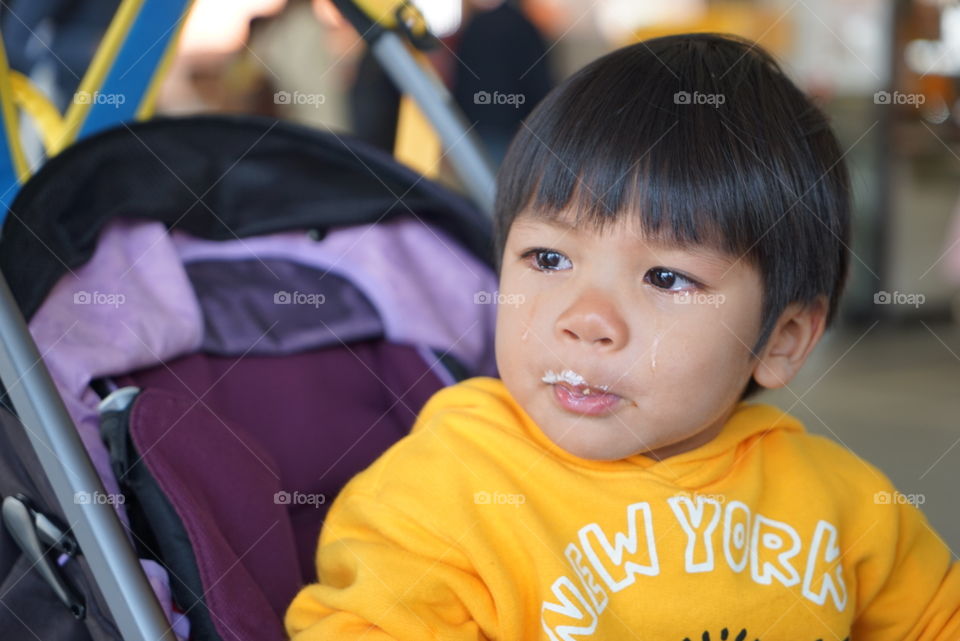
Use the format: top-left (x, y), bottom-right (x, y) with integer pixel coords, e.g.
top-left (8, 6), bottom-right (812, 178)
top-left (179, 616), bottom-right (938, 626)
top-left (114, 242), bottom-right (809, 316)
top-left (2, 0), bottom-right (958, 550)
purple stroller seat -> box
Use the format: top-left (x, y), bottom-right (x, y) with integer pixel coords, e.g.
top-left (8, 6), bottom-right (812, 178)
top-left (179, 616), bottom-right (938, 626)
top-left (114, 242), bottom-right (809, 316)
top-left (0, 116), bottom-right (498, 641)
top-left (103, 341), bottom-right (446, 641)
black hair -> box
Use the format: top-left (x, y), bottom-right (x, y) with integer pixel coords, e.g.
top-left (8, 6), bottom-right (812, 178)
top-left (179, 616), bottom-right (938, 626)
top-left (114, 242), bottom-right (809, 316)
top-left (493, 33), bottom-right (851, 400)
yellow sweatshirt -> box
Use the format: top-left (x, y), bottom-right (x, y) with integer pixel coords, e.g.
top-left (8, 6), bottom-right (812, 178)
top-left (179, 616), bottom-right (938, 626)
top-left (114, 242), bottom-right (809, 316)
top-left (285, 376), bottom-right (960, 640)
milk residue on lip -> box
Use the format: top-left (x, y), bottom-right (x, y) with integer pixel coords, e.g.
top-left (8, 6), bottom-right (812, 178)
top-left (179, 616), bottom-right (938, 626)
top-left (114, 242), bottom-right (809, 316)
top-left (541, 369), bottom-right (610, 392)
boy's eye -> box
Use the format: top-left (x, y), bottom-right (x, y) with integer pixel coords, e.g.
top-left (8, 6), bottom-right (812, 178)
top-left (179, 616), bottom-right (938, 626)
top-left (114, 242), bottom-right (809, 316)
top-left (525, 249), bottom-right (572, 272)
top-left (645, 267), bottom-right (697, 291)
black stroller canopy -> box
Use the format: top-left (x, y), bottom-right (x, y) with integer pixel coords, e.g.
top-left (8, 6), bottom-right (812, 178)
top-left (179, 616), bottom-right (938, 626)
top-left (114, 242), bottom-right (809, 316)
top-left (0, 115), bottom-right (494, 321)
top-left (0, 113), bottom-right (499, 641)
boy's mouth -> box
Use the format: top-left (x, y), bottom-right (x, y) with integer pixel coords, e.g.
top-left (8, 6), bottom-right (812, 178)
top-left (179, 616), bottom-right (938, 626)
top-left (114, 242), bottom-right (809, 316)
top-left (541, 369), bottom-right (626, 416)
top-left (541, 368), bottom-right (615, 393)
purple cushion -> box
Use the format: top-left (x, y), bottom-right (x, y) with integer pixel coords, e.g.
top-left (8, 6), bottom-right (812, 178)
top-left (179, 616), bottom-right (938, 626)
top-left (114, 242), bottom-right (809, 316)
top-left (119, 340), bottom-right (446, 638)
top-left (129, 387), bottom-right (297, 641)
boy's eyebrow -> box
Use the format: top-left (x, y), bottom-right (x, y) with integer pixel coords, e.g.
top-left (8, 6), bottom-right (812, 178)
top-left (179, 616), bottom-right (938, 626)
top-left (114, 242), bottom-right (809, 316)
top-left (513, 214), bottom-right (737, 268)
top-left (512, 215), bottom-right (579, 232)
top-left (676, 248), bottom-right (737, 271)
top-left (541, 217), bottom-right (579, 231)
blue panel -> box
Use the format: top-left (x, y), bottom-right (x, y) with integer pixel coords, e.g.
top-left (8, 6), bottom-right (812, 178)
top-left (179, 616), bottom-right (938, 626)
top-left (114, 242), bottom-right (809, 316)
top-left (0, 118), bottom-right (21, 225)
top-left (77, 0), bottom-right (190, 140)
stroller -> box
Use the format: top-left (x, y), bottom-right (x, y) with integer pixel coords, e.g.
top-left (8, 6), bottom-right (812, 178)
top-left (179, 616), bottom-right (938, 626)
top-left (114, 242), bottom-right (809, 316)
top-left (0, 0), bottom-right (504, 639)
top-left (0, 114), bottom-right (499, 641)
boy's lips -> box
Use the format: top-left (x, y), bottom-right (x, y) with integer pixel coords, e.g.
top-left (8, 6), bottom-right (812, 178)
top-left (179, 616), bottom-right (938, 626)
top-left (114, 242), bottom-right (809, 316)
top-left (541, 368), bottom-right (629, 416)
top-left (550, 382), bottom-right (625, 416)
top-left (541, 368), bottom-right (620, 395)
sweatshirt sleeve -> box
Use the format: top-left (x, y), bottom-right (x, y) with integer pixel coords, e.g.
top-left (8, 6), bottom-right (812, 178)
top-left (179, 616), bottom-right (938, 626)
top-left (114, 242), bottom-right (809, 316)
top-left (852, 487), bottom-right (960, 640)
top-left (284, 490), bottom-right (497, 641)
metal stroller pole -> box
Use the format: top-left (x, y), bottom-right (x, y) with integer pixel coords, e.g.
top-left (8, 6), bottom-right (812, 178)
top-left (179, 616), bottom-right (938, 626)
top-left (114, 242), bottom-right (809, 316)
top-left (333, 0), bottom-right (497, 216)
top-left (370, 31), bottom-right (497, 215)
top-left (0, 273), bottom-right (176, 641)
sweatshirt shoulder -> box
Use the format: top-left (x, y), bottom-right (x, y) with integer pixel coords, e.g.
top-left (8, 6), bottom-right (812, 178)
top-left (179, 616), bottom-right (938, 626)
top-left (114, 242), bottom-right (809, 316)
top-left (776, 426), bottom-right (899, 497)
top-left (410, 376), bottom-right (516, 433)
top-left (334, 377), bottom-right (522, 501)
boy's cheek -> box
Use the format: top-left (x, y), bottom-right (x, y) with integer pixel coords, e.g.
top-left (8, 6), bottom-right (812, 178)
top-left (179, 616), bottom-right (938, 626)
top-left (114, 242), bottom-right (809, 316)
top-left (713, 298), bottom-right (764, 353)
top-left (646, 329), bottom-right (743, 382)
top-left (667, 290), bottom-right (760, 350)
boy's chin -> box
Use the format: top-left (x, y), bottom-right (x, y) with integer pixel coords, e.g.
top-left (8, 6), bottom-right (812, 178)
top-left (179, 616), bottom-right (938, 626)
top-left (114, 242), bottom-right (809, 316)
top-left (546, 422), bottom-right (650, 461)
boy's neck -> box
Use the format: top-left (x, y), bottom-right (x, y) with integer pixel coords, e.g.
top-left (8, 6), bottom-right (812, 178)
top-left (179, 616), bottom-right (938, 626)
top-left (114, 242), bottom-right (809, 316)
top-left (635, 402), bottom-right (739, 462)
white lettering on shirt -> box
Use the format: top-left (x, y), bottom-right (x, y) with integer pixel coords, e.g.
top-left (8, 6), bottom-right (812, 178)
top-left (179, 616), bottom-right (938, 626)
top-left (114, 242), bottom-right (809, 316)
top-left (667, 495), bottom-right (722, 572)
top-left (579, 502), bottom-right (660, 592)
top-left (541, 499), bottom-right (847, 639)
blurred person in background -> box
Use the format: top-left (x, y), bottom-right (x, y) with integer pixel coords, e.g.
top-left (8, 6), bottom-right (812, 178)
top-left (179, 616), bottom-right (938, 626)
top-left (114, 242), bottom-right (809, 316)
top-left (451, 0), bottom-right (554, 167)
top-left (221, 16), bottom-right (281, 117)
top-left (243, 0), bottom-right (352, 131)
top-left (348, 43), bottom-right (402, 152)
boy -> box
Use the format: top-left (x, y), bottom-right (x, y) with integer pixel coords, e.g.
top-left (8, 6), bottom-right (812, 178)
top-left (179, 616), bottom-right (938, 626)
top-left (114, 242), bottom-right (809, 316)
top-left (286, 33), bottom-right (960, 640)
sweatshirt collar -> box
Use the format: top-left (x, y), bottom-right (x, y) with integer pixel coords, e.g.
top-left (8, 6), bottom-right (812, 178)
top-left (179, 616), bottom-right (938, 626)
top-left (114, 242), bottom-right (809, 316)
top-left (506, 387), bottom-right (805, 485)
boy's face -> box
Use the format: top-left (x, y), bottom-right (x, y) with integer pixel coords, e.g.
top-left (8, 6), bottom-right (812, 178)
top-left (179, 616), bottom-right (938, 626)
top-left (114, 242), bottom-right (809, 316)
top-left (495, 210), bottom-right (767, 462)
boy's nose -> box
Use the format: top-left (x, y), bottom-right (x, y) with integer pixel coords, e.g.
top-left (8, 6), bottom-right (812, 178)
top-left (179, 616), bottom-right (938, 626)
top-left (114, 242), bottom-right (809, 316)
top-left (556, 292), bottom-right (628, 351)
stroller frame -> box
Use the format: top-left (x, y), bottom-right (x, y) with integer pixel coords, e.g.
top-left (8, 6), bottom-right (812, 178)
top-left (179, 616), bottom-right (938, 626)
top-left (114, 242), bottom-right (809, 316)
top-left (0, 1), bottom-right (497, 640)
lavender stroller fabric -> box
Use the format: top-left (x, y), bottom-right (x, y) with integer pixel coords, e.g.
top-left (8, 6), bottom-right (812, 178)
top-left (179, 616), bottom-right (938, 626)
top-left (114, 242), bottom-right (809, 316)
top-left (25, 216), bottom-right (498, 640)
top-left (28, 216), bottom-right (497, 500)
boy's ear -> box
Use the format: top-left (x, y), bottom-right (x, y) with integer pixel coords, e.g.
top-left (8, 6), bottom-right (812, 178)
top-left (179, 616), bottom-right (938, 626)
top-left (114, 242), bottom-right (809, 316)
top-left (751, 296), bottom-right (829, 390)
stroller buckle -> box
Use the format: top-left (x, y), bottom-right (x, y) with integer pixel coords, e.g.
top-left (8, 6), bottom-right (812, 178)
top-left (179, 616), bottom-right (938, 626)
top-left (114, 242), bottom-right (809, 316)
top-left (1, 494), bottom-right (86, 619)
